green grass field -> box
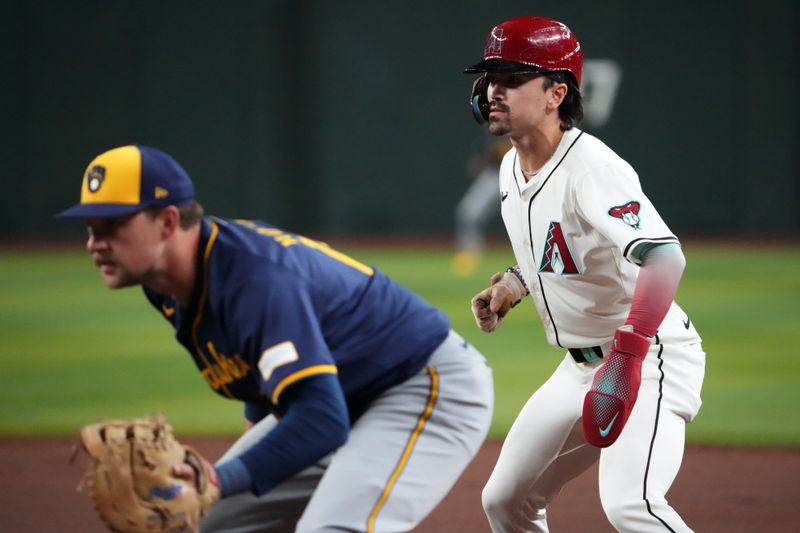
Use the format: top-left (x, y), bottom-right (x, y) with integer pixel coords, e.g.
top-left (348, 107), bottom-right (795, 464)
top-left (1, 243), bottom-right (799, 446)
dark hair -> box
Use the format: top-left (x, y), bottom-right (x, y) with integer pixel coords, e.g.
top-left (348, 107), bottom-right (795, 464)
top-left (542, 72), bottom-right (583, 131)
top-left (144, 200), bottom-right (204, 229)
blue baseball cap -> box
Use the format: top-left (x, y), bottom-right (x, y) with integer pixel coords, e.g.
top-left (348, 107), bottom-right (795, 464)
top-left (56, 145), bottom-right (194, 218)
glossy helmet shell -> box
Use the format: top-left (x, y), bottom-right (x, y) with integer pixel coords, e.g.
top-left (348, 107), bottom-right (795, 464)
top-left (464, 16), bottom-right (583, 86)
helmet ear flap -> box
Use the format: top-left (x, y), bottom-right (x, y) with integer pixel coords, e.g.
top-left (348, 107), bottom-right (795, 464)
top-left (470, 75), bottom-right (490, 124)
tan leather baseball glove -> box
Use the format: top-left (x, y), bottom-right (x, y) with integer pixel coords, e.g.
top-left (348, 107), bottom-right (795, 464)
top-left (75, 414), bottom-right (219, 532)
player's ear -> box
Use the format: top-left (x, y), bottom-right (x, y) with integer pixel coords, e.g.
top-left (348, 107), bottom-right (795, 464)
top-left (548, 82), bottom-right (568, 110)
top-left (159, 205), bottom-right (181, 238)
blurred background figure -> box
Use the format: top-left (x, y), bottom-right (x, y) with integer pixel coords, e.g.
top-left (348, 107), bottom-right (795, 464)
top-left (451, 58), bottom-right (622, 277)
top-left (452, 134), bottom-right (512, 276)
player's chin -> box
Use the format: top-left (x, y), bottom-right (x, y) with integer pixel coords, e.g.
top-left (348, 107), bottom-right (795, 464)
top-left (487, 120), bottom-right (510, 136)
top-left (99, 270), bottom-right (137, 290)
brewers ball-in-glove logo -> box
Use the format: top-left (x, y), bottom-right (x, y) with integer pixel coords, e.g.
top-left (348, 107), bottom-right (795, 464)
top-left (86, 165), bottom-right (106, 193)
top-left (608, 201), bottom-right (641, 230)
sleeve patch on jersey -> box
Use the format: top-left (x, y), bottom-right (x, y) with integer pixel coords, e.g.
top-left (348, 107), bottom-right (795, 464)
top-left (608, 201), bottom-right (641, 230)
top-left (258, 341), bottom-right (300, 382)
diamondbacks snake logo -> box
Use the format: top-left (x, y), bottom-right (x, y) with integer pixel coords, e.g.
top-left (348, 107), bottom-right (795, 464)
top-left (608, 201), bottom-right (641, 230)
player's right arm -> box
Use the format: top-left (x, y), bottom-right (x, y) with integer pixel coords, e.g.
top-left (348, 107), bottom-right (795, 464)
top-left (470, 266), bottom-right (528, 332)
top-left (212, 267), bottom-right (351, 498)
top-left (218, 373), bottom-right (349, 497)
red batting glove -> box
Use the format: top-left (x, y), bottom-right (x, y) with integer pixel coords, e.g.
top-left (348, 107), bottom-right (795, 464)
top-left (582, 326), bottom-right (651, 447)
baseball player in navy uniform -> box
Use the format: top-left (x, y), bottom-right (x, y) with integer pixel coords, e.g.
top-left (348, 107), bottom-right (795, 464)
top-left (57, 145), bottom-right (494, 532)
top-left (464, 16), bottom-right (705, 532)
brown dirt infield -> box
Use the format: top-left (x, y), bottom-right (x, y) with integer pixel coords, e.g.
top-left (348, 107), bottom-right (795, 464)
top-left (2, 438), bottom-right (797, 532)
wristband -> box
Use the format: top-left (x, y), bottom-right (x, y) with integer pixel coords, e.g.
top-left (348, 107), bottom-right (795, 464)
top-left (505, 266), bottom-right (529, 296)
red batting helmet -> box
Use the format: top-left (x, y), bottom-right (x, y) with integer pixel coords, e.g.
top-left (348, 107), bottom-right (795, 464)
top-left (464, 16), bottom-right (583, 86)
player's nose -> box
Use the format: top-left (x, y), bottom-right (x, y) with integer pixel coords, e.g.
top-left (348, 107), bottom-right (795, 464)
top-left (86, 231), bottom-right (110, 253)
top-left (487, 82), bottom-right (505, 100)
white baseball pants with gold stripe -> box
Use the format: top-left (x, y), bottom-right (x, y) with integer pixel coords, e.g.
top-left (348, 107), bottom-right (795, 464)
top-left (482, 317), bottom-right (704, 533)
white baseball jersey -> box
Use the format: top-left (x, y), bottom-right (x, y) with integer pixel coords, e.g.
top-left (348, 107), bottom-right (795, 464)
top-left (486, 128), bottom-right (706, 533)
top-left (499, 127), bottom-right (680, 349)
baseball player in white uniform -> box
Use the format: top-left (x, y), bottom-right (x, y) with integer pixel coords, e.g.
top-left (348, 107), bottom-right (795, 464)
top-left (465, 16), bottom-right (706, 532)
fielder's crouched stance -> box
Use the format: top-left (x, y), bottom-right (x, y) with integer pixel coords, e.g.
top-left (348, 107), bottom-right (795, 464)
top-left (58, 145), bottom-right (494, 532)
top-left (465, 17), bottom-right (705, 533)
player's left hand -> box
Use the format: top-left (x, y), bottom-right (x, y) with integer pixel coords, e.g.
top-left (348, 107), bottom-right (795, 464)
top-left (581, 326), bottom-right (651, 447)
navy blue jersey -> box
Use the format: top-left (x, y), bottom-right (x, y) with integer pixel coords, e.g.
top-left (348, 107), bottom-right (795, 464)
top-left (144, 216), bottom-right (450, 419)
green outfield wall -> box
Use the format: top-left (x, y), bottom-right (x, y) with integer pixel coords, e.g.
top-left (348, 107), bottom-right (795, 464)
top-left (3, 0), bottom-right (798, 238)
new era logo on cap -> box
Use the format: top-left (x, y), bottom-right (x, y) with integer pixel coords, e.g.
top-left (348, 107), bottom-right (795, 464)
top-left (56, 145), bottom-right (194, 219)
